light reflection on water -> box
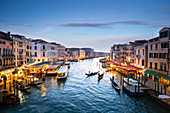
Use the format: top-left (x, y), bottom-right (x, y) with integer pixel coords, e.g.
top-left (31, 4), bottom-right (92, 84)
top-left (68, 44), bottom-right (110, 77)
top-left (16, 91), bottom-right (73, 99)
top-left (1, 58), bottom-right (169, 113)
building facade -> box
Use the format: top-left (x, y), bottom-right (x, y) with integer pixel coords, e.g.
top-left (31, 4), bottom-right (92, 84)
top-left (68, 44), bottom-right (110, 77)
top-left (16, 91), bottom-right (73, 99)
top-left (31, 39), bottom-right (58, 63)
top-left (148, 27), bottom-right (170, 76)
top-left (79, 49), bottom-right (85, 58)
top-left (0, 31), bottom-right (14, 69)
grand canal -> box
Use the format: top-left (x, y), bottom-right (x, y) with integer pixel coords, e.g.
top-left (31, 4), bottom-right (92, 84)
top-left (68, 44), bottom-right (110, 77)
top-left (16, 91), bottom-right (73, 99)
top-left (0, 58), bottom-right (169, 113)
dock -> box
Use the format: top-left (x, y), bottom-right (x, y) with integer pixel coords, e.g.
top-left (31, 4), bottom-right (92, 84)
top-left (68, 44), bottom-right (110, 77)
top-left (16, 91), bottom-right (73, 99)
top-left (123, 86), bottom-right (144, 96)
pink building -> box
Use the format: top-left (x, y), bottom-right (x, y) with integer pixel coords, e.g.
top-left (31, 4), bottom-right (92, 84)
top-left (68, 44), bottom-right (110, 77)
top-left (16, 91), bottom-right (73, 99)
top-left (0, 31), bottom-right (14, 69)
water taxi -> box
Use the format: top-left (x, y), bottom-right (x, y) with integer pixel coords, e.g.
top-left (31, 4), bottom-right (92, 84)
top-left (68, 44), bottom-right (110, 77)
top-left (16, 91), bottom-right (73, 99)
top-left (64, 62), bottom-right (71, 68)
top-left (46, 65), bottom-right (60, 75)
top-left (57, 66), bottom-right (69, 79)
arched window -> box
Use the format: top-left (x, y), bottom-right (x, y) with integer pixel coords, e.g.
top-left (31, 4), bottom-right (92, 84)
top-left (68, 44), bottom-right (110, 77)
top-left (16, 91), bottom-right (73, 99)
top-left (3, 48), bottom-right (5, 55)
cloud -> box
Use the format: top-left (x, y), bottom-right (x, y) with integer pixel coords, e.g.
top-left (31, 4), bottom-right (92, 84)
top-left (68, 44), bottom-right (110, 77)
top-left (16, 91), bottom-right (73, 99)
top-left (0, 23), bottom-right (37, 26)
top-left (56, 20), bottom-right (149, 28)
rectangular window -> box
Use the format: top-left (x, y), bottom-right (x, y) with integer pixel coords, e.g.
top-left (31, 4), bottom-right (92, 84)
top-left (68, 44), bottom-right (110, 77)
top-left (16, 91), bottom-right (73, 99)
top-left (150, 62), bottom-right (152, 68)
top-left (155, 44), bottom-right (158, 50)
top-left (142, 59), bottom-right (144, 66)
top-left (35, 52), bottom-right (37, 57)
top-left (43, 52), bottom-right (45, 57)
top-left (43, 45), bottom-right (45, 50)
top-left (143, 49), bottom-right (144, 55)
top-left (35, 46), bottom-right (37, 50)
top-left (164, 31), bottom-right (168, 37)
top-left (155, 63), bottom-right (157, 69)
top-left (161, 43), bottom-right (169, 48)
top-left (150, 45), bottom-right (152, 50)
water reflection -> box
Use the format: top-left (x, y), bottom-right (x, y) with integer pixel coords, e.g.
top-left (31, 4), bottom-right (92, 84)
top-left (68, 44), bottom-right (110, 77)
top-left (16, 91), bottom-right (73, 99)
top-left (57, 79), bottom-right (66, 90)
top-left (1, 58), bottom-right (169, 113)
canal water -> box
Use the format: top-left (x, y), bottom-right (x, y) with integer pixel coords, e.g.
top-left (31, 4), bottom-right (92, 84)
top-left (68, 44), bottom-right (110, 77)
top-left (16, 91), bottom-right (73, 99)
top-left (0, 58), bottom-right (169, 113)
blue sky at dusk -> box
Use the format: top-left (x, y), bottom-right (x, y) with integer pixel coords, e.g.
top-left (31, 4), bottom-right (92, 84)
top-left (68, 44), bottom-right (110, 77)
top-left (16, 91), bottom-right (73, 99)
top-left (0, 0), bottom-right (170, 52)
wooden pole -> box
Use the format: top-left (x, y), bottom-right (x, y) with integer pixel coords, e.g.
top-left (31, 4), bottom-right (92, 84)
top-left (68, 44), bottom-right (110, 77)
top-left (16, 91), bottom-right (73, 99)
top-left (138, 77), bottom-right (140, 96)
top-left (157, 77), bottom-right (159, 94)
top-left (127, 73), bottom-right (129, 85)
top-left (121, 70), bottom-right (122, 85)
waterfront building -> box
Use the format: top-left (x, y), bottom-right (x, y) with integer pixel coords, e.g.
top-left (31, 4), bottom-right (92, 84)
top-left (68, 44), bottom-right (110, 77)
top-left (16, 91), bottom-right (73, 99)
top-left (56, 44), bottom-right (66, 60)
top-left (110, 44), bottom-right (125, 62)
top-left (68, 48), bottom-right (80, 58)
top-left (146, 27), bottom-right (170, 84)
top-left (12, 34), bottom-right (31, 66)
top-left (81, 48), bottom-right (94, 58)
top-left (79, 49), bottom-right (85, 59)
top-left (72, 50), bottom-right (79, 58)
top-left (31, 39), bottom-right (58, 63)
top-left (134, 43), bottom-right (148, 69)
top-left (0, 31), bottom-right (14, 69)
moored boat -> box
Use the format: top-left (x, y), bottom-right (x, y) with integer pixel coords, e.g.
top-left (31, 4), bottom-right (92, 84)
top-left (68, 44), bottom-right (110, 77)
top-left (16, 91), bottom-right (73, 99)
top-left (110, 77), bottom-right (120, 92)
top-left (57, 66), bottom-right (69, 79)
top-left (18, 86), bottom-right (31, 91)
top-left (64, 62), bottom-right (71, 68)
top-left (46, 65), bottom-right (60, 75)
top-left (85, 71), bottom-right (99, 76)
top-left (98, 73), bottom-right (104, 79)
top-left (148, 90), bottom-right (170, 109)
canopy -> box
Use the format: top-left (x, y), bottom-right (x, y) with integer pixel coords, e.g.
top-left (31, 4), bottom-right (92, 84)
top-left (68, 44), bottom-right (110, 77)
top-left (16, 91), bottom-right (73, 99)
top-left (58, 66), bottom-right (68, 73)
top-left (47, 65), bottom-right (59, 69)
top-left (128, 65), bottom-right (143, 70)
top-left (154, 73), bottom-right (166, 78)
top-left (144, 69), bottom-right (157, 75)
top-left (163, 76), bottom-right (170, 80)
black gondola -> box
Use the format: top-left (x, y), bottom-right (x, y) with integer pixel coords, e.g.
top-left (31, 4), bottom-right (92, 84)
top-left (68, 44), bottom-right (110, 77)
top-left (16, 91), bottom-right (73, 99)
top-left (85, 71), bottom-right (99, 76)
top-left (110, 77), bottom-right (120, 92)
top-left (28, 82), bottom-right (42, 86)
top-left (98, 73), bottom-right (104, 79)
top-left (18, 86), bottom-right (31, 91)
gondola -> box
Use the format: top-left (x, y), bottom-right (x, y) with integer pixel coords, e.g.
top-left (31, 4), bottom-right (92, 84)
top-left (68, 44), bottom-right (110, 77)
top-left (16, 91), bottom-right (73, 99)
top-left (148, 90), bottom-right (170, 109)
top-left (28, 82), bottom-right (42, 86)
top-left (18, 86), bottom-right (31, 91)
top-left (110, 77), bottom-right (120, 92)
top-left (85, 71), bottom-right (99, 76)
top-left (98, 73), bottom-right (104, 79)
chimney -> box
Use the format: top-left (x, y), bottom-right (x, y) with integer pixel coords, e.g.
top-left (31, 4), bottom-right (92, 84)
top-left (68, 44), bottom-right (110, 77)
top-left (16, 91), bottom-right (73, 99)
top-left (7, 31), bottom-right (10, 39)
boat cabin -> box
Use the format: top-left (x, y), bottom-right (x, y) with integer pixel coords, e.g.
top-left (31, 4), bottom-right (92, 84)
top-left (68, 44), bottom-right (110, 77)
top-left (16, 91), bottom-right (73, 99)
top-left (46, 65), bottom-right (59, 74)
top-left (57, 66), bottom-right (68, 78)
